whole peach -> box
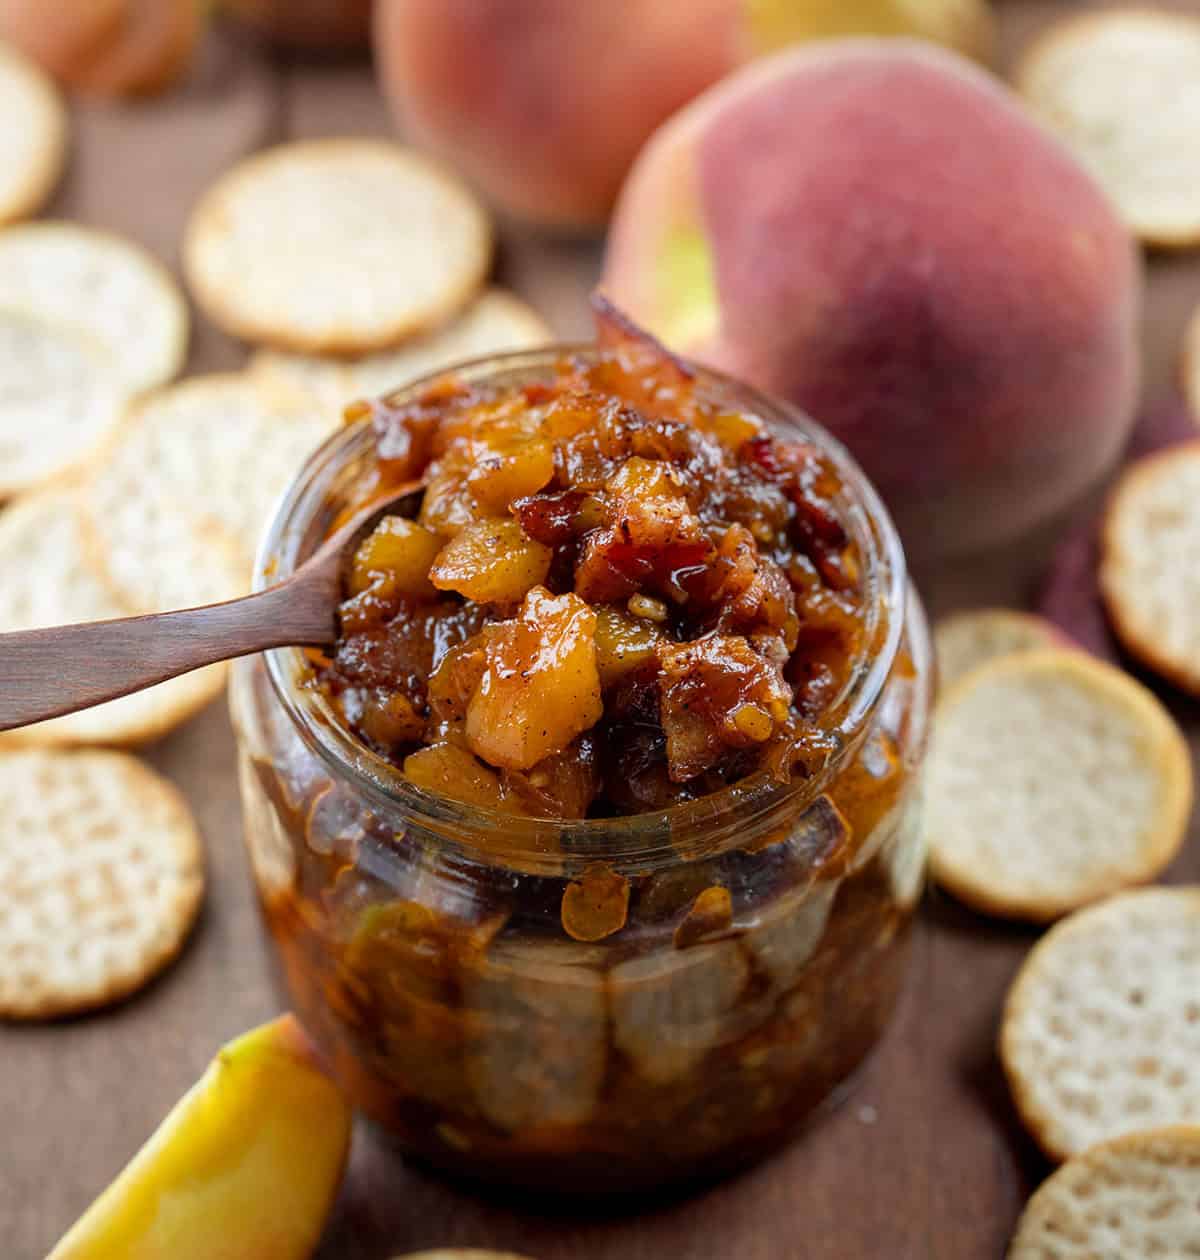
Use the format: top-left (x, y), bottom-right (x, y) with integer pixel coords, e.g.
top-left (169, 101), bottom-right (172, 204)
top-left (603, 41), bottom-right (1141, 554)
top-left (224, 0), bottom-right (373, 50)
top-left (0, 0), bottom-right (203, 96)
top-left (373, 0), bottom-right (993, 228)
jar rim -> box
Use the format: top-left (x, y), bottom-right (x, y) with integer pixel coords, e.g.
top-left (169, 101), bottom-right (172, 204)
top-left (257, 343), bottom-right (910, 865)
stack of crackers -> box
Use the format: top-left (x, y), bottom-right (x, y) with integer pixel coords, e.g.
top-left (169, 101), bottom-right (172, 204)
top-left (0, 44), bottom-right (551, 1023)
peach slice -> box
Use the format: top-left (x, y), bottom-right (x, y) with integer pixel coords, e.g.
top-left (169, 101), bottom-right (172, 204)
top-left (466, 587), bottom-right (603, 771)
top-left (48, 1015), bottom-right (351, 1259)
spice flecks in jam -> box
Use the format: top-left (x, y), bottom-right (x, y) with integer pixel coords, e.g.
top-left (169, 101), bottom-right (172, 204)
top-left (318, 302), bottom-right (867, 817)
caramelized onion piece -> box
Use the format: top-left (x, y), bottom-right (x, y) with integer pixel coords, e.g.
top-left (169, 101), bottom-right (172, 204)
top-left (561, 862), bottom-right (631, 942)
top-left (674, 885), bottom-right (734, 949)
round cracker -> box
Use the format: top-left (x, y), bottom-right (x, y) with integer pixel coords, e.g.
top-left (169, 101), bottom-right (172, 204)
top-left (1177, 305), bottom-right (1200, 434)
top-left (252, 288), bottom-right (551, 412)
top-left (184, 139), bottom-right (493, 354)
top-left (934, 608), bottom-right (1065, 691)
top-left (0, 309), bottom-right (128, 497)
top-left (1001, 889), bottom-right (1200, 1162)
top-left (1100, 440), bottom-right (1200, 695)
top-left (0, 222), bottom-right (187, 393)
top-left (925, 649), bottom-right (1191, 922)
top-left (1007, 1126), bottom-right (1200, 1257)
top-left (0, 747), bottom-right (204, 1019)
top-left (0, 489), bottom-right (226, 747)
top-left (80, 373), bottom-right (330, 613)
top-left (0, 43), bottom-right (67, 225)
top-left (1015, 9), bottom-right (1200, 248)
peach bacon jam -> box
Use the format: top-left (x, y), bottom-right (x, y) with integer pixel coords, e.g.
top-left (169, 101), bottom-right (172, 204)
top-left (319, 304), bottom-right (867, 816)
top-left (233, 301), bottom-right (932, 1194)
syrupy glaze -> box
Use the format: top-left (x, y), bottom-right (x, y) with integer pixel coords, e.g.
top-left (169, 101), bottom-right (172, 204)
top-left (314, 302), bottom-right (868, 819)
top-left (234, 306), bottom-right (930, 1195)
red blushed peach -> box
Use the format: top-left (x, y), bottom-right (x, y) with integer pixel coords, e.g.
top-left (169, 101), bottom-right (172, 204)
top-left (372, 1), bottom-right (993, 229)
top-left (0, 0), bottom-right (204, 96)
top-left (224, 0), bottom-right (373, 51)
top-left (603, 41), bottom-right (1141, 555)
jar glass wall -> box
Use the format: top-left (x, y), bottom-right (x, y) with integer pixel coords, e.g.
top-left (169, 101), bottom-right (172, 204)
top-left (231, 348), bottom-right (933, 1195)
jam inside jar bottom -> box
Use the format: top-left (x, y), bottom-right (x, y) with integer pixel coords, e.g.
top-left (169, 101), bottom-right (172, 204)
top-left (233, 589), bottom-right (928, 1196)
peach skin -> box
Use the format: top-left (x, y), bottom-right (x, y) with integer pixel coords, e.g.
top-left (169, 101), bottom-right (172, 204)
top-left (603, 40), bottom-right (1141, 555)
top-left (47, 1015), bottom-right (352, 1259)
top-left (0, 0), bottom-right (204, 96)
top-left (374, 0), bottom-right (993, 228)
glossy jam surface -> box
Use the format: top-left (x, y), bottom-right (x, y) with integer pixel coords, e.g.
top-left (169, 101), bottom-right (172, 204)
top-left (315, 309), bottom-right (868, 819)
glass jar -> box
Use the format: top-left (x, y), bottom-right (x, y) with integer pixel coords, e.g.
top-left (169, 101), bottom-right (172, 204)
top-left (231, 347), bottom-right (932, 1196)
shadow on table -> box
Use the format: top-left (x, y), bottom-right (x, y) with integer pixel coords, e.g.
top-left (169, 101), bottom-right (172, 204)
top-left (315, 1121), bottom-right (794, 1260)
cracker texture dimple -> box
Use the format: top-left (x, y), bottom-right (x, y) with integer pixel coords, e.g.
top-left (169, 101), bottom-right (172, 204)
top-left (1002, 888), bottom-right (1200, 1162)
top-left (934, 608), bottom-right (1063, 691)
top-left (1007, 1125), bottom-right (1200, 1258)
top-left (0, 748), bottom-right (204, 1019)
top-left (252, 288), bottom-right (551, 412)
top-left (0, 43), bottom-right (67, 226)
top-left (1016, 9), bottom-right (1200, 247)
top-left (1101, 440), bottom-right (1200, 695)
top-left (80, 373), bottom-right (334, 613)
top-left (0, 311), bottom-right (127, 497)
top-left (0, 223), bottom-right (187, 393)
top-left (925, 650), bottom-right (1190, 921)
top-left (0, 489), bottom-right (225, 747)
top-left (184, 139), bottom-right (492, 354)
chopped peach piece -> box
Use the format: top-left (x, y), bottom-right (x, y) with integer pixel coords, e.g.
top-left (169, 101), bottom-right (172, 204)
top-left (504, 734), bottom-right (601, 818)
top-left (47, 1015), bottom-right (350, 1260)
top-left (430, 518), bottom-right (552, 603)
top-left (467, 587), bottom-right (603, 770)
top-left (348, 515), bottom-right (442, 599)
top-left (466, 432), bottom-right (555, 512)
top-left (418, 457), bottom-right (478, 536)
top-left (427, 639), bottom-right (488, 727)
top-left (607, 456), bottom-right (702, 549)
top-left (404, 742), bottom-right (518, 812)
top-left (593, 604), bottom-right (665, 686)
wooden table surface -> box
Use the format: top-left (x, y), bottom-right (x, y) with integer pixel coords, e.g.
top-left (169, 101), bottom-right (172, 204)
top-left (6, 5), bottom-right (1200, 1257)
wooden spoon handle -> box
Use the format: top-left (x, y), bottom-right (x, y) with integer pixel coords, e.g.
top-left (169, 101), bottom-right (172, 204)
top-left (0, 581), bottom-right (331, 732)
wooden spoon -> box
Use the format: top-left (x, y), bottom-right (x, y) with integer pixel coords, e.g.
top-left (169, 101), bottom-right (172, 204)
top-left (0, 482), bottom-right (423, 733)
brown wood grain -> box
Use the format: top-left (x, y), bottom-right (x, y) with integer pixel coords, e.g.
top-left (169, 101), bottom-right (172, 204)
top-left (0, 584), bottom-right (328, 732)
top-left (5, 5), bottom-right (1200, 1259)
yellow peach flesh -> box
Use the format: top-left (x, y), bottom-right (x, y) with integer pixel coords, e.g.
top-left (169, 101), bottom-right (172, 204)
top-left (466, 587), bottom-right (603, 771)
top-left (745, 0), bottom-right (993, 60)
top-left (48, 1015), bottom-right (351, 1260)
